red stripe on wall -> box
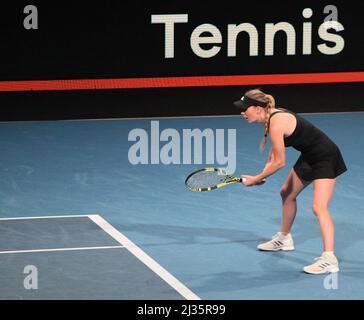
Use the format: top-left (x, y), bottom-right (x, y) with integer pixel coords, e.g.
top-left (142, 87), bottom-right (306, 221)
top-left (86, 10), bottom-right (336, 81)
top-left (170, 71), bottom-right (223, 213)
top-left (1, 72), bottom-right (364, 92)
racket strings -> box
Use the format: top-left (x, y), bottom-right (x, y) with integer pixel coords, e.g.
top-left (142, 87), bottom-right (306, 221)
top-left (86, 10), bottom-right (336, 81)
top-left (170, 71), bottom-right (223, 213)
top-left (186, 170), bottom-right (226, 189)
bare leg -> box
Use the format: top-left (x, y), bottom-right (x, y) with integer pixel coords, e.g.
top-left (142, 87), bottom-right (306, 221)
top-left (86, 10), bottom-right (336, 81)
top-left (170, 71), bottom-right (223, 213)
top-left (312, 179), bottom-right (336, 252)
top-left (280, 170), bottom-right (311, 234)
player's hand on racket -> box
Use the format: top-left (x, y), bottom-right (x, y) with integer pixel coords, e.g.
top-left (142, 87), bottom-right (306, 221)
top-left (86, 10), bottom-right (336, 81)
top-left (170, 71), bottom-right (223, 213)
top-left (241, 175), bottom-right (266, 186)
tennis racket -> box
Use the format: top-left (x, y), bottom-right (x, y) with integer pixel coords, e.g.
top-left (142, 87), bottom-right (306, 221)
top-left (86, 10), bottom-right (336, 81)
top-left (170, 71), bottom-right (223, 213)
top-left (185, 167), bottom-right (266, 192)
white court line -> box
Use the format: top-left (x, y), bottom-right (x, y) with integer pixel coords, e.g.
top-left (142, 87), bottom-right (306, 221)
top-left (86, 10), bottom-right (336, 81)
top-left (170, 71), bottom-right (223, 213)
top-left (0, 245), bottom-right (124, 255)
top-left (0, 214), bottom-right (92, 221)
top-left (89, 214), bottom-right (201, 300)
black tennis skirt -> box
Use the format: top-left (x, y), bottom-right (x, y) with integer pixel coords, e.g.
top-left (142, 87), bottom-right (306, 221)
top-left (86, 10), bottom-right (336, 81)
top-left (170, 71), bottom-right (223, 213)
top-left (293, 146), bottom-right (347, 182)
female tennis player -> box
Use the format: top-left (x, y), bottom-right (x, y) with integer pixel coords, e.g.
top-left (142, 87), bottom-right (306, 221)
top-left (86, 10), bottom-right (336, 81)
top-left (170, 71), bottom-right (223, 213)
top-left (234, 88), bottom-right (347, 274)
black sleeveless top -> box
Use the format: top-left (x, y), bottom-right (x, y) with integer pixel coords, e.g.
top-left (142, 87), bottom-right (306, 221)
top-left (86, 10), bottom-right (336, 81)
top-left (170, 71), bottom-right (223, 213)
top-left (268, 109), bottom-right (338, 162)
top-left (268, 108), bottom-right (347, 180)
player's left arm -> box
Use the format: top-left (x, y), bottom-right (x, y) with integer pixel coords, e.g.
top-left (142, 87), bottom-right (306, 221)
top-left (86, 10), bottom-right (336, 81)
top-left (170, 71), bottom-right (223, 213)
top-left (256, 122), bottom-right (286, 180)
top-left (263, 147), bottom-right (275, 170)
top-left (243, 122), bottom-right (286, 186)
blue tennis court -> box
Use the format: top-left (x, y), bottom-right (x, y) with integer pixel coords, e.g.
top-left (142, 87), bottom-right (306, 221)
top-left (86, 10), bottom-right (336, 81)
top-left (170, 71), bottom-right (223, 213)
top-left (0, 112), bottom-right (363, 299)
top-left (0, 215), bottom-right (197, 299)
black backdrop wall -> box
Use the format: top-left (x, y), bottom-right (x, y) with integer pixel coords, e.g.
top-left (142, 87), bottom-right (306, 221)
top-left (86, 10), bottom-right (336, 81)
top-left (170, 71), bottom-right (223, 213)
top-left (0, 1), bottom-right (363, 120)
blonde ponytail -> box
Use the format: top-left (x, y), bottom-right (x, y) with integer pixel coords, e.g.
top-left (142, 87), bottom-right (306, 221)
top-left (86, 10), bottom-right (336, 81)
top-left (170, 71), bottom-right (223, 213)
top-left (243, 89), bottom-right (276, 151)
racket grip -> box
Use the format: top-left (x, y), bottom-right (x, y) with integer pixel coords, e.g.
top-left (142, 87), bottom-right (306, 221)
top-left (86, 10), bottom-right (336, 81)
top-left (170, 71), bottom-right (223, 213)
top-left (240, 177), bottom-right (266, 185)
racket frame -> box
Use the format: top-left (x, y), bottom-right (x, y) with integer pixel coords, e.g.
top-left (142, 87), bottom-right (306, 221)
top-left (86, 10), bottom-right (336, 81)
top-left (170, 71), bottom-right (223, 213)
top-left (185, 167), bottom-right (242, 192)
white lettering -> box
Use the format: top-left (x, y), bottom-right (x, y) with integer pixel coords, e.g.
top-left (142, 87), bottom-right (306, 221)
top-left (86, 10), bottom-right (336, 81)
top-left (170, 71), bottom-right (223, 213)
top-left (128, 129), bottom-right (149, 164)
top-left (23, 5), bottom-right (38, 30)
top-left (191, 24), bottom-right (222, 58)
top-left (160, 128), bottom-right (180, 164)
top-left (23, 265), bottom-right (38, 290)
top-left (323, 273), bottom-right (338, 290)
top-left (265, 22), bottom-right (296, 56)
top-left (151, 14), bottom-right (189, 58)
top-left (227, 23), bottom-right (259, 56)
top-left (152, 7), bottom-right (345, 59)
top-left (302, 8), bottom-right (313, 55)
top-left (137, 304), bottom-right (172, 317)
top-left (317, 21), bottom-right (345, 55)
top-left (128, 121), bottom-right (236, 173)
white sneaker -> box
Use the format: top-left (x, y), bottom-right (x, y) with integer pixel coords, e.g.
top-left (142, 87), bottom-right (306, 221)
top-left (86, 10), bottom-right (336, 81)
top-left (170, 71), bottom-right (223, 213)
top-left (303, 252), bottom-right (340, 274)
top-left (257, 232), bottom-right (295, 251)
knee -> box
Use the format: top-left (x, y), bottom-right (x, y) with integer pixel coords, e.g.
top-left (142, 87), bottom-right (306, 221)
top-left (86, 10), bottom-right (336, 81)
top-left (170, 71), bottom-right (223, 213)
top-left (312, 202), bottom-right (327, 216)
top-left (280, 187), bottom-right (295, 202)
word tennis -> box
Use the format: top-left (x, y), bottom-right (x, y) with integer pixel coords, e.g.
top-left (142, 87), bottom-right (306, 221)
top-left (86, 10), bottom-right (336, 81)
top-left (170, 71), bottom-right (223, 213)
top-left (128, 120), bottom-right (236, 173)
top-left (151, 6), bottom-right (343, 59)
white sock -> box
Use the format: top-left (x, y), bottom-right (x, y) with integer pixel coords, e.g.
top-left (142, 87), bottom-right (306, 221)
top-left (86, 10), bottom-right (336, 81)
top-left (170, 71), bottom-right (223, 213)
top-left (278, 232), bottom-right (290, 238)
top-left (324, 251), bottom-right (335, 256)
top-left (323, 251), bottom-right (337, 261)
